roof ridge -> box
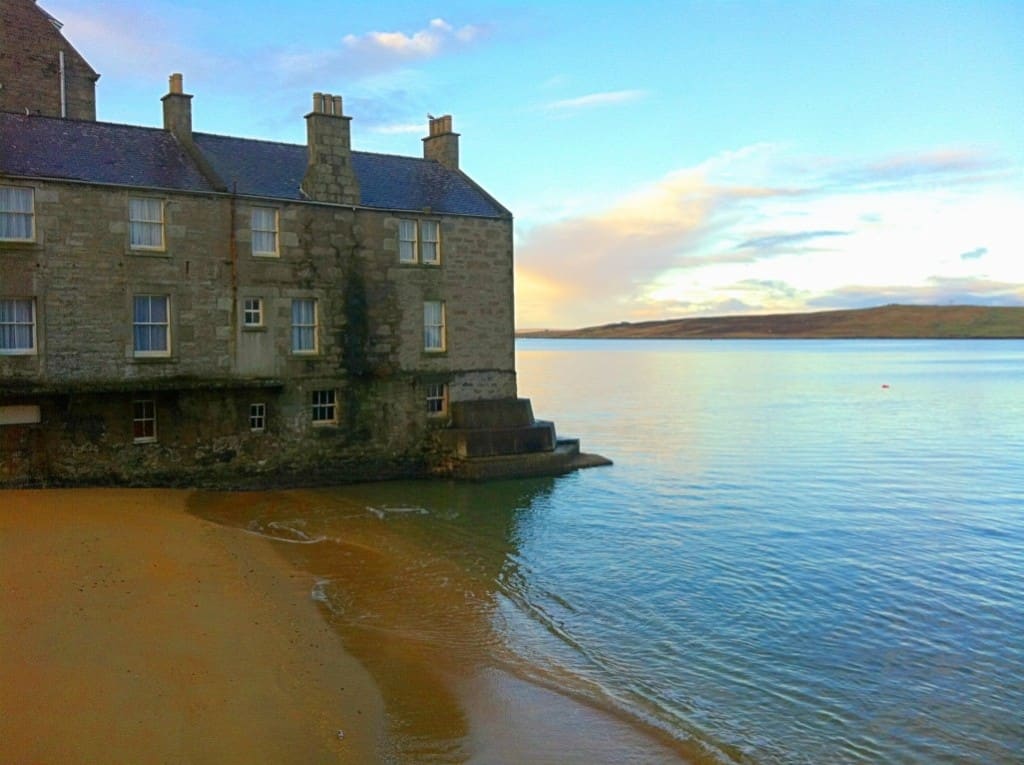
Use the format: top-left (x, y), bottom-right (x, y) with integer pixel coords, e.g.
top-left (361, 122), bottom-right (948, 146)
top-left (193, 130), bottom-right (440, 164)
top-left (0, 110), bottom-right (170, 134)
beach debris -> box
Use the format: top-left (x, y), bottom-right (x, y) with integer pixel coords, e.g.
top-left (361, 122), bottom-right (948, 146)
top-left (336, 730), bottom-right (345, 741)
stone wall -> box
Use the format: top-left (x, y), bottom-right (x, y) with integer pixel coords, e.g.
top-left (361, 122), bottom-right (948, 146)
top-left (0, 0), bottom-right (97, 120)
top-left (0, 178), bottom-right (516, 486)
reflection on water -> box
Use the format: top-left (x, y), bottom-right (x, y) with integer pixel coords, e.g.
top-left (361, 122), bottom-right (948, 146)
top-left (192, 340), bottom-right (1024, 764)
top-left (190, 481), bottom-right (695, 764)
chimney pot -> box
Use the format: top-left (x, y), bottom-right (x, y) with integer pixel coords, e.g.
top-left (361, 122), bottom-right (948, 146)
top-left (302, 92), bottom-right (360, 205)
top-left (169, 73), bottom-right (184, 94)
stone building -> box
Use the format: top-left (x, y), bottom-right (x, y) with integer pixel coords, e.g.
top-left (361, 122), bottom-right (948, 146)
top-left (0, 0), bottom-right (98, 120)
top-left (0, 4), bottom-right (602, 487)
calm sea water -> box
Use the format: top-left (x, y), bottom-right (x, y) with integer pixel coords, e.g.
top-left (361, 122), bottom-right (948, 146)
top-left (196, 339), bottom-right (1024, 763)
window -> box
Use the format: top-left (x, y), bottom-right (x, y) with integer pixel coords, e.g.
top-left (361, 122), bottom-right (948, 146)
top-left (291, 298), bottom-right (318, 353)
top-left (311, 390), bottom-right (336, 424)
top-left (424, 301), bottom-right (446, 352)
top-left (133, 295), bottom-right (170, 357)
top-left (420, 221), bottom-right (440, 264)
top-left (251, 207), bottom-right (279, 256)
top-left (132, 399), bottom-right (157, 443)
top-left (426, 383), bottom-right (448, 416)
top-left (129, 198), bottom-right (165, 250)
top-left (398, 219), bottom-right (440, 265)
top-left (0, 298), bottom-right (36, 354)
top-left (0, 405), bottom-right (41, 426)
top-left (249, 403), bottom-right (266, 432)
top-left (398, 219), bottom-right (417, 263)
top-left (0, 187), bottom-right (34, 242)
top-left (243, 297), bottom-right (263, 328)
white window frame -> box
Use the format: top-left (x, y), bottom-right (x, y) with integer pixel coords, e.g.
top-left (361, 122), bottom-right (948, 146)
top-left (398, 219), bottom-right (418, 263)
top-left (0, 298), bottom-right (37, 355)
top-left (423, 300), bottom-right (446, 352)
top-left (0, 187), bottom-right (35, 242)
top-left (398, 219), bottom-right (441, 265)
top-left (251, 207), bottom-right (279, 257)
top-left (0, 405), bottom-right (41, 426)
top-left (420, 220), bottom-right (440, 265)
top-left (243, 297), bottom-right (263, 328)
top-left (128, 197), bottom-right (165, 251)
top-left (249, 403), bottom-right (266, 432)
top-left (132, 399), bottom-right (157, 443)
top-left (311, 389), bottom-right (337, 425)
top-left (426, 383), bottom-right (448, 417)
top-left (132, 294), bottom-right (171, 358)
top-left (291, 298), bottom-right (318, 354)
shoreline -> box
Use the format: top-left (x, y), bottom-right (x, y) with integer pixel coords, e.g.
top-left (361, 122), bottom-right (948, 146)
top-left (0, 489), bottom-right (383, 764)
top-left (2, 487), bottom-right (697, 763)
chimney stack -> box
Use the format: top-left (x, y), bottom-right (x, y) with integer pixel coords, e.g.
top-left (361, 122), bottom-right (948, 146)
top-left (423, 114), bottom-right (459, 171)
top-left (301, 92), bottom-right (360, 205)
top-left (161, 72), bottom-right (192, 141)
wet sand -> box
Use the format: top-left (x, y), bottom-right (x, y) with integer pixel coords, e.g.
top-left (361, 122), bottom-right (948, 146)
top-left (0, 489), bottom-right (383, 764)
top-left (2, 488), bottom-right (694, 763)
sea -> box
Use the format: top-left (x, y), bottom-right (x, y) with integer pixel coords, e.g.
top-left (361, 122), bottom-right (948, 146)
top-left (192, 339), bottom-right (1024, 763)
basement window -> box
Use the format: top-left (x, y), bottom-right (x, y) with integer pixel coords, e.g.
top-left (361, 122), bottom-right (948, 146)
top-left (311, 390), bottom-right (337, 424)
top-left (0, 187), bottom-right (35, 242)
top-left (426, 383), bottom-right (448, 416)
top-left (132, 399), bottom-right (157, 443)
top-left (249, 403), bottom-right (266, 432)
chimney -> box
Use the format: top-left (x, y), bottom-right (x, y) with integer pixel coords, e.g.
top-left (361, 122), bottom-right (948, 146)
top-left (159, 73), bottom-right (227, 192)
top-left (301, 92), bottom-right (360, 205)
top-left (161, 73), bottom-right (192, 141)
top-left (423, 114), bottom-right (459, 171)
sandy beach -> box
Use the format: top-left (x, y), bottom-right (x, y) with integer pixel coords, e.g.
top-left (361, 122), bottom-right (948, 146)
top-left (0, 490), bottom-right (383, 764)
top-left (2, 488), bottom-right (692, 764)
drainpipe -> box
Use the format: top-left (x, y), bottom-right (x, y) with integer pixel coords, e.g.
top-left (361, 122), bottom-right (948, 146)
top-left (59, 51), bottom-right (66, 118)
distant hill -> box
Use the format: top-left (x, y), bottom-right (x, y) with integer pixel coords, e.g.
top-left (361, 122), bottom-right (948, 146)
top-left (517, 305), bottom-right (1024, 339)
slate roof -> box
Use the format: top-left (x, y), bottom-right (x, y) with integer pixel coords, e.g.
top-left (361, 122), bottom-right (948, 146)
top-left (0, 112), bottom-right (509, 218)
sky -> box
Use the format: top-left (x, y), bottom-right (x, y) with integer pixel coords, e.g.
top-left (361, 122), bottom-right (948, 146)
top-left (45, 0), bottom-right (1024, 329)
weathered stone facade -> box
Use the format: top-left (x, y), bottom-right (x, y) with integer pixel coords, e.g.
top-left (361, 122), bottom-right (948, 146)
top-left (0, 163), bottom-right (520, 486)
top-left (0, 6), bottom-right (605, 487)
top-left (0, 0), bottom-right (98, 120)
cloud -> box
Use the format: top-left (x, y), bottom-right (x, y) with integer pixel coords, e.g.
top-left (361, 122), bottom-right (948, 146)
top-left (516, 149), bottom-right (798, 327)
top-left (812, 148), bottom-right (1012, 192)
top-left (369, 122), bottom-right (424, 135)
top-left (544, 90), bottom-right (647, 112)
top-left (807, 277), bottom-right (1024, 310)
top-left (738, 230), bottom-right (849, 252)
top-left (276, 18), bottom-right (487, 81)
top-left (514, 143), bottom-right (1024, 328)
top-left (47, 6), bottom-right (223, 79)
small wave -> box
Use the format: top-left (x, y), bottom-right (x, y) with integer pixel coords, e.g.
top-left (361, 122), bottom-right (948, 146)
top-left (311, 578), bottom-right (344, 615)
top-left (366, 505), bottom-right (429, 520)
top-left (243, 519), bottom-right (336, 545)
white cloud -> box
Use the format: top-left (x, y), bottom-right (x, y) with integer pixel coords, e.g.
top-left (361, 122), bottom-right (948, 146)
top-left (544, 89), bottom-right (647, 112)
top-left (46, 6), bottom-right (221, 79)
top-left (277, 18), bottom-right (487, 81)
top-left (369, 122), bottom-right (424, 135)
top-left (515, 145), bottom-right (1024, 329)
